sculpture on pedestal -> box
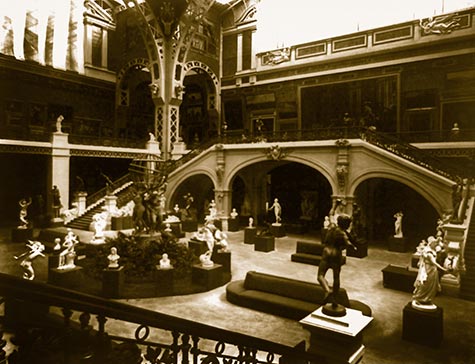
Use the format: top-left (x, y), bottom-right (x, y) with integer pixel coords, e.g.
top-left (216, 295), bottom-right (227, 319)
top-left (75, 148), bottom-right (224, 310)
top-left (317, 214), bottom-right (357, 316)
top-left (160, 253), bottom-right (171, 269)
top-left (107, 247), bottom-right (120, 269)
top-left (18, 197), bottom-right (32, 229)
top-left (393, 211), bottom-right (404, 238)
top-left (412, 236), bottom-right (447, 311)
top-left (248, 217), bottom-right (254, 228)
top-left (14, 240), bottom-right (45, 280)
top-left (267, 198), bottom-right (282, 225)
top-left (58, 229), bottom-right (79, 269)
top-left (230, 208), bottom-right (238, 219)
top-left (91, 212), bottom-right (107, 243)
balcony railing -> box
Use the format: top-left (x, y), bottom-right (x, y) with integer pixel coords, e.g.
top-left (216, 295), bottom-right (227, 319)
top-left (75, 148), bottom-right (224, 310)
top-left (0, 272), bottom-right (321, 364)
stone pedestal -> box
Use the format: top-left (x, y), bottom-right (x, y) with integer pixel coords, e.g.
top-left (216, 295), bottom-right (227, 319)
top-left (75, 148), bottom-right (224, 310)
top-left (188, 239), bottom-right (209, 256)
top-left (244, 227), bottom-right (257, 244)
top-left (402, 302), bottom-right (443, 347)
top-left (388, 236), bottom-right (408, 252)
top-left (48, 266), bottom-right (83, 290)
top-left (192, 264), bottom-right (223, 290)
top-left (154, 266), bottom-right (174, 295)
top-left (382, 264), bottom-right (417, 292)
top-left (182, 220), bottom-right (198, 232)
top-left (270, 224), bottom-right (286, 237)
top-left (102, 266), bottom-right (124, 298)
top-left (11, 228), bottom-right (34, 242)
top-left (162, 221), bottom-right (184, 238)
top-left (47, 253), bottom-right (61, 270)
top-left (213, 251), bottom-right (231, 273)
top-left (347, 239), bottom-right (368, 258)
top-left (254, 236), bottom-right (275, 252)
top-left (300, 307), bottom-right (373, 364)
top-left (111, 216), bottom-right (123, 230)
top-left (228, 219), bottom-right (239, 232)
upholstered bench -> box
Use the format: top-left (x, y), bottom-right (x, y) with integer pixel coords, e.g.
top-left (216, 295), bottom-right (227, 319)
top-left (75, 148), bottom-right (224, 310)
top-left (226, 271), bottom-right (371, 320)
top-left (290, 241), bottom-right (346, 266)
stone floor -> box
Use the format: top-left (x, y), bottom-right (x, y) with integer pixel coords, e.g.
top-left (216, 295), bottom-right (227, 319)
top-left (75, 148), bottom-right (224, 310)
top-left (1, 226), bottom-right (475, 364)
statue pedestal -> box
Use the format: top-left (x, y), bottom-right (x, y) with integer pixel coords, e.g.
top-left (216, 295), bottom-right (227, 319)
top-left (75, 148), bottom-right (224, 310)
top-left (254, 236), bottom-right (275, 252)
top-left (188, 239), bottom-right (209, 256)
top-left (228, 218), bottom-right (239, 232)
top-left (48, 266), bottom-right (83, 290)
top-left (347, 238), bottom-right (368, 258)
top-left (47, 253), bottom-right (61, 270)
top-left (388, 236), bottom-right (408, 252)
top-left (192, 264), bottom-right (223, 290)
top-left (300, 307), bottom-right (373, 364)
top-left (270, 224), bottom-right (286, 237)
top-left (402, 302), bottom-right (443, 347)
top-left (182, 220), bottom-right (198, 232)
top-left (154, 266), bottom-right (174, 295)
top-left (102, 266), bottom-right (124, 298)
top-left (244, 227), bottom-right (256, 244)
top-left (11, 227), bottom-right (34, 242)
top-left (213, 251), bottom-right (231, 273)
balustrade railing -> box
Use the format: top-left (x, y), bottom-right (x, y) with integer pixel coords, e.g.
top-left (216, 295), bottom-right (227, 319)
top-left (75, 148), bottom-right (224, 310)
top-left (0, 273), bottom-right (320, 364)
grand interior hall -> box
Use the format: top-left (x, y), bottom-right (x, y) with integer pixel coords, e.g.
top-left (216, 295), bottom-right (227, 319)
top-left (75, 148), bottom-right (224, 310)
top-left (0, 1), bottom-right (474, 364)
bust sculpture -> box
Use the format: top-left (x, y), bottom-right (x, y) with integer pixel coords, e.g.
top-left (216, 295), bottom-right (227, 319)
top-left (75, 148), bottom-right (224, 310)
top-left (230, 208), bottom-right (238, 219)
top-left (107, 247), bottom-right (120, 269)
top-left (159, 253), bottom-right (171, 269)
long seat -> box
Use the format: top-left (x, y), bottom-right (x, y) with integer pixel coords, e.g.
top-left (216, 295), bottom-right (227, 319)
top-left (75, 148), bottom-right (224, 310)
top-left (290, 240), bottom-right (346, 266)
top-left (226, 271), bottom-right (371, 320)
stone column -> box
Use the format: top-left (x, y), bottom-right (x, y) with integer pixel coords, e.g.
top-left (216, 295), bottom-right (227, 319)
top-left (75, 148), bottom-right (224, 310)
top-left (49, 131), bottom-right (70, 218)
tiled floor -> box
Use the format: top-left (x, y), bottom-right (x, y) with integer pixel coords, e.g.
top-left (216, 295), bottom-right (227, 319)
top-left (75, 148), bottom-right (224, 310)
top-left (1, 226), bottom-right (475, 364)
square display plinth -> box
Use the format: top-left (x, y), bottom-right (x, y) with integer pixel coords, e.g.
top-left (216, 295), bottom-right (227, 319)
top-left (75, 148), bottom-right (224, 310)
top-left (244, 227), bottom-right (257, 244)
top-left (402, 302), bottom-right (443, 347)
top-left (182, 220), bottom-right (198, 232)
top-left (48, 266), bottom-right (83, 290)
top-left (388, 236), bottom-right (408, 252)
top-left (270, 224), bottom-right (286, 237)
top-left (154, 266), bottom-right (174, 295)
top-left (188, 239), bottom-right (209, 256)
top-left (11, 228), bottom-right (34, 243)
top-left (213, 251), bottom-right (231, 273)
top-left (102, 266), bottom-right (124, 298)
top-left (192, 264), bottom-right (223, 290)
top-left (228, 219), bottom-right (239, 232)
top-left (254, 236), bottom-right (275, 252)
top-left (300, 307), bottom-right (373, 364)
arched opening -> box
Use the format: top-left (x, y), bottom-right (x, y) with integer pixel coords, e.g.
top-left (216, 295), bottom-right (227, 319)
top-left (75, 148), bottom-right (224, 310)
top-left (231, 161), bottom-right (332, 231)
top-left (170, 174), bottom-right (214, 222)
top-left (354, 178), bottom-right (439, 249)
top-left (179, 69), bottom-right (218, 146)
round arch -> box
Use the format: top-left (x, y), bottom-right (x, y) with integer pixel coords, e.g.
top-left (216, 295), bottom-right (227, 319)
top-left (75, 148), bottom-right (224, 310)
top-left (349, 168), bottom-right (448, 214)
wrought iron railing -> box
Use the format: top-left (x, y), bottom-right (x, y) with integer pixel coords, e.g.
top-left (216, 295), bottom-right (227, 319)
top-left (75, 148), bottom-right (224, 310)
top-left (0, 272), bottom-right (320, 364)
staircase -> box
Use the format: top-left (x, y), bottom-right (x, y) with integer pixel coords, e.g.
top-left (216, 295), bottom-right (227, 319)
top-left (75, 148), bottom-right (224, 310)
top-left (65, 181), bottom-right (135, 230)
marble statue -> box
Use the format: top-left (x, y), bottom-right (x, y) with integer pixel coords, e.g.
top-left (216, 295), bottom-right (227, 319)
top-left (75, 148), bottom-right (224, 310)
top-left (14, 240), bottom-right (45, 280)
top-left (248, 217), bottom-right (254, 228)
top-left (173, 203), bottom-right (180, 215)
top-left (58, 229), bottom-right (78, 269)
top-left (92, 212), bottom-right (107, 243)
top-left (209, 199), bottom-right (217, 218)
top-left (56, 115), bottom-right (64, 133)
top-left (159, 253), bottom-right (171, 269)
top-left (107, 247), bottom-right (120, 269)
top-left (412, 236), bottom-right (447, 311)
top-left (215, 229), bottom-right (229, 252)
top-left (199, 251), bottom-right (214, 267)
top-left (230, 208), bottom-right (238, 219)
top-left (164, 223), bottom-right (172, 232)
top-left (51, 185), bottom-right (62, 218)
top-left (53, 237), bottom-right (61, 251)
top-left (268, 198), bottom-right (282, 225)
top-left (393, 211), bottom-right (404, 238)
top-left (18, 197), bottom-right (32, 229)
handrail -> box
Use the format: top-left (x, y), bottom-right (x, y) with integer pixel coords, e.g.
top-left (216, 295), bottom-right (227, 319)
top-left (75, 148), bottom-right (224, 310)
top-left (0, 272), bottom-right (320, 362)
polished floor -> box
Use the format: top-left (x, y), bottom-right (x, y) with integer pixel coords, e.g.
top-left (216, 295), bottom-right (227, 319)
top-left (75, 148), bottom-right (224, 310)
top-left (1, 226), bottom-right (475, 364)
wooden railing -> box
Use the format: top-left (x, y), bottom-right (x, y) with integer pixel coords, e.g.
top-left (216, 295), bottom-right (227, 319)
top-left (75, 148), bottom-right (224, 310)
top-left (0, 272), bottom-right (321, 363)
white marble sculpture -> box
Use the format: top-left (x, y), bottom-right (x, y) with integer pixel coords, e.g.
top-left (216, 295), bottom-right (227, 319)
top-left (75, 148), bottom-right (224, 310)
top-left (58, 229), bottom-right (78, 269)
top-left (107, 247), bottom-right (120, 269)
top-left (14, 240), bottom-right (45, 280)
top-left (159, 253), bottom-right (171, 269)
top-left (268, 198), bottom-right (282, 225)
top-left (394, 211), bottom-right (404, 238)
top-left (230, 208), bottom-right (238, 219)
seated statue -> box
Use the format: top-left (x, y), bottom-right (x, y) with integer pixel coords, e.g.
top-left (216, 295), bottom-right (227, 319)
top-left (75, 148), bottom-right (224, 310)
top-left (199, 251), bottom-right (214, 267)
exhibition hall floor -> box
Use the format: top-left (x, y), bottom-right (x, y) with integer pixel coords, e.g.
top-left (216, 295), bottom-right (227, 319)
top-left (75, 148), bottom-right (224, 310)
top-left (1, 227), bottom-right (474, 364)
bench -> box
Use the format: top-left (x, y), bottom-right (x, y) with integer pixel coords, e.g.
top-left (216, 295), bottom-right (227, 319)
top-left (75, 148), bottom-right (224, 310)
top-left (290, 240), bottom-right (346, 266)
top-left (226, 271), bottom-right (371, 320)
